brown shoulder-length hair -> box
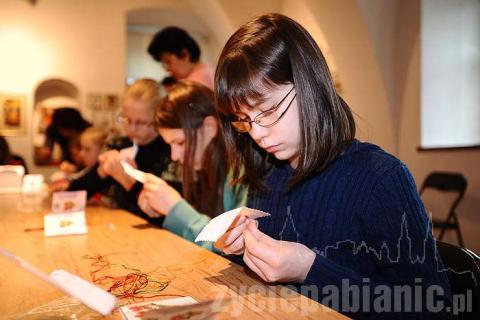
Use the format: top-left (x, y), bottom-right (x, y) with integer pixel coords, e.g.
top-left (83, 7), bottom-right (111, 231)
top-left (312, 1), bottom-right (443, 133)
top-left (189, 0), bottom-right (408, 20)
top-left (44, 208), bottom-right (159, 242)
top-left (155, 80), bottom-right (227, 217)
top-left (215, 13), bottom-right (355, 191)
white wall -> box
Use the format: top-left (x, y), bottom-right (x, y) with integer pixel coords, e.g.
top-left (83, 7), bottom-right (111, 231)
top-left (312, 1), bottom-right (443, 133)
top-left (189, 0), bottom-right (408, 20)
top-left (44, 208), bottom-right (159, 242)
top-left (299, 0), bottom-right (395, 153)
top-left (281, 0), bottom-right (341, 86)
top-left (127, 29), bottom-right (168, 83)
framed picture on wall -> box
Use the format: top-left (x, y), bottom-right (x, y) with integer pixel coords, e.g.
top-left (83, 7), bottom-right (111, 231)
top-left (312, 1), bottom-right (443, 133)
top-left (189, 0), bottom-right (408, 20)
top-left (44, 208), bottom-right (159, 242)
top-left (103, 94), bottom-right (119, 111)
top-left (86, 93), bottom-right (103, 110)
top-left (0, 93), bottom-right (26, 136)
top-left (91, 110), bottom-right (115, 130)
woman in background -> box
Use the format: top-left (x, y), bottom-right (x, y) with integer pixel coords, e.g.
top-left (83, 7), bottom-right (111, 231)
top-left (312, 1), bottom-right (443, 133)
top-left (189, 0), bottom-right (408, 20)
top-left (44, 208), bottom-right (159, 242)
top-left (138, 80), bottom-right (247, 250)
top-left (147, 27), bottom-right (214, 89)
top-left (38, 107), bottom-right (91, 166)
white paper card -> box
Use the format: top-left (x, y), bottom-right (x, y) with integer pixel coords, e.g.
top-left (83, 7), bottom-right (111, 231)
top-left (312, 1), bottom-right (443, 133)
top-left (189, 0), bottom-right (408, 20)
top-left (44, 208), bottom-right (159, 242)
top-left (0, 165), bottom-right (24, 193)
top-left (119, 296), bottom-right (197, 320)
top-left (22, 174), bottom-right (44, 193)
top-left (52, 190), bottom-right (87, 213)
top-left (195, 207), bottom-right (270, 242)
top-left (121, 161), bottom-right (147, 183)
top-left (44, 211), bottom-right (88, 237)
top-left (142, 298), bottom-right (228, 320)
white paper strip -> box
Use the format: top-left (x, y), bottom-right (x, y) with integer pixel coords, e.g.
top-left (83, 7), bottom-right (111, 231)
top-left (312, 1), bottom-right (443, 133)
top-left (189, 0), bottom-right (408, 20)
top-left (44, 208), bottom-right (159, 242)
top-left (195, 207), bottom-right (270, 242)
top-left (50, 269), bottom-right (117, 315)
top-left (119, 142), bottom-right (138, 161)
top-left (0, 247), bottom-right (116, 315)
top-left (121, 161), bottom-right (146, 184)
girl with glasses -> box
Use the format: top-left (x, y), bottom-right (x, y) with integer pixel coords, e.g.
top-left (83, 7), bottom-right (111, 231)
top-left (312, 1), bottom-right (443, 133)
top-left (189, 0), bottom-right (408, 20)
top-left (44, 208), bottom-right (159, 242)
top-left (68, 79), bottom-right (174, 222)
top-left (137, 80), bottom-right (247, 251)
top-left (214, 13), bottom-right (452, 318)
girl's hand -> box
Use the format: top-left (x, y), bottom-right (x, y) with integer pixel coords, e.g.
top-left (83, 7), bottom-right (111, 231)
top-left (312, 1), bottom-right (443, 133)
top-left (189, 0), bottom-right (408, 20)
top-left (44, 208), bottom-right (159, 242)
top-left (138, 189), bottom-right (161, 218)
top-left (48, 179), bottom-right (70, 192)
top-left (59, 161), bottom-right (78, 174)
top-left (214, 215), bottom-right (250, 255)
top-left (140, 173), bottom-right (182, 216)
top-left (98, 150), bottom-right (135, 189)
top-left (242, 220), bottom-right (316, 283)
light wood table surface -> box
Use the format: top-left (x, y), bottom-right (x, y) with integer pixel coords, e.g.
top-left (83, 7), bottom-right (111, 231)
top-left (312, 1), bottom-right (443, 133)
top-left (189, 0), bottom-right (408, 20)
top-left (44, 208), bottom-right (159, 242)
top-left (0, 194), bottom-right (347, 319)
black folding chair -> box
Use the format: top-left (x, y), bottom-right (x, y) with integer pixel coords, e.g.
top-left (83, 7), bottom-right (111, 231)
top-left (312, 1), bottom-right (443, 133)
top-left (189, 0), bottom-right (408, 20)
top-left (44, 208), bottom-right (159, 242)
top-left (420, 172), bottom-right (467, 246)
top-left (437, 241), bottom-right (480, 319)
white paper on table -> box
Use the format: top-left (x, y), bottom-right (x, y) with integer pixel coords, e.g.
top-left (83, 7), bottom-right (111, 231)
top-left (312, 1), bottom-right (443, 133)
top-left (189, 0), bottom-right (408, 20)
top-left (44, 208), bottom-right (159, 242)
top-left (50, 269), bottom-right (117, 316)
top-left (142, 298), bottom-right (230, 320)
top-left (0, 247), bottom-right (116, 316)
top-left (119, 142), bottom-right (138, 161)
top-left (22, 174), bottom-right (44, 193)
top-left (52, 190), bottom-right (87, 213)
top-left (195, 207), bottom-right (270, 242)
top-left (119, 296), bottom-right (197, 320)
top-left (44, 211), bottom-right (88, 237)
top-left (120, 161), bottom-right (147, 184)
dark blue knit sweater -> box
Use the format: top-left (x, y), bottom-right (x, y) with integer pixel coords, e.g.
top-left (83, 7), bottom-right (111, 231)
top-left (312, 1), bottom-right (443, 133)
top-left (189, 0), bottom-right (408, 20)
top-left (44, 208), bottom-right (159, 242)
top-left (249, 140), bottom-right (452, 319)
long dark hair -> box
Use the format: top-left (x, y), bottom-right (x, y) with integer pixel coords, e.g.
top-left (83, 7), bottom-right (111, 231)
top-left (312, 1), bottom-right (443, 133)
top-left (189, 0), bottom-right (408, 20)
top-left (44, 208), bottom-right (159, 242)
top-left (155, 80), bottom-right (227, 217)
top-left (48, 107), bottom-right (91, 133)
top-left (215, 13), bottom-right (356, 191)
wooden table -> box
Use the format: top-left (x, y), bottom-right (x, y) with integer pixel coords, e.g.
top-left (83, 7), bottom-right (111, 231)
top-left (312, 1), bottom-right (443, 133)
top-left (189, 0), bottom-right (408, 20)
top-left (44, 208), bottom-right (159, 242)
top-left (0, 194), bottom-right (347, 319)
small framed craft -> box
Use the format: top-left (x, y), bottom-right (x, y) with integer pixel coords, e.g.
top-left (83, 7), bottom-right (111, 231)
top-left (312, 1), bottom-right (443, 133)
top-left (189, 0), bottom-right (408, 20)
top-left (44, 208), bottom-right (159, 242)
top-left (0, 93), bottom-right (27, 136)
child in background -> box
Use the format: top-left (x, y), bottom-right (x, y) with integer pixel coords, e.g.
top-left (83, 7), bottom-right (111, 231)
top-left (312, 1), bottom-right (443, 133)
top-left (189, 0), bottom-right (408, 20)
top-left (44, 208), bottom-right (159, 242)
top-left (78, 127), bottom-right (108, 168)
top-left (67, 79), bottom-right (173, 223)
top-left (138, 80), bottom-right (247, 251)
top-left (50, 127), bottom-right (107, 192)
top-left (58, 137), bottom-right (82, 174)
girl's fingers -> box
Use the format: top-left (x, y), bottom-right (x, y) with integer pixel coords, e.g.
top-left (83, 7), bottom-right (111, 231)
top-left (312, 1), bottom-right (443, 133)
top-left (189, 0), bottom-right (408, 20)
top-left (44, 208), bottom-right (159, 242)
top-left (144, 182), bottom-right (160, 192)
top-left (226, 215), bottom-right (247, 232)
top-left (243, 248), bottom-right (269, 282)
top-left (223, 234), bottom-right (245, 255)
top-left (144, 173), bottom-right (164, 184)
top-left (215, 221), bottom-right (247, 252)
top-left (221, 221), bottom-right (248, 245)
top-left (243, 222), bottom-right (275, 264)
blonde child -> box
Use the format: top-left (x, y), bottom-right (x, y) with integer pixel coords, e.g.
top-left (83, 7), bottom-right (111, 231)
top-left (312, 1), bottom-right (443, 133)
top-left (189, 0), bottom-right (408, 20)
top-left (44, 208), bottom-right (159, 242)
top-left (50, 127), bottom-right (107, 191)
top-left (78, 127), bottom-right (108, 168)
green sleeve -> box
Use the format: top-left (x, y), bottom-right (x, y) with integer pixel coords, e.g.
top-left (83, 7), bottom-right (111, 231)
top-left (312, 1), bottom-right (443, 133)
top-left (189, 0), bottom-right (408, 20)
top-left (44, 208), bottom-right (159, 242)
top-left (163, 175), bottom-right (248, 252)
top-left (163, 200), bottom-right (216, 251)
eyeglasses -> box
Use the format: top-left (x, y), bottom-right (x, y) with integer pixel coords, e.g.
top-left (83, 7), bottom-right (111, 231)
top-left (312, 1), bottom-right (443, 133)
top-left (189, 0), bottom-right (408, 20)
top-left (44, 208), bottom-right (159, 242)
top-left (117, 114), bottom-right (153, 129)
top-left (231, 86), bottom-right (296, 133)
